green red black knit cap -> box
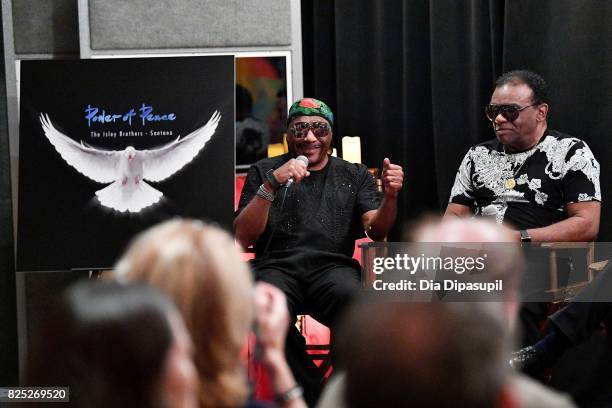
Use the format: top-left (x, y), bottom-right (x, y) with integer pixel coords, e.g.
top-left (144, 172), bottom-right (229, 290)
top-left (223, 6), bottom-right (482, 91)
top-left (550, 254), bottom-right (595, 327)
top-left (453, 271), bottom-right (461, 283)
top-left (287, 98), bottom-right (334, 126)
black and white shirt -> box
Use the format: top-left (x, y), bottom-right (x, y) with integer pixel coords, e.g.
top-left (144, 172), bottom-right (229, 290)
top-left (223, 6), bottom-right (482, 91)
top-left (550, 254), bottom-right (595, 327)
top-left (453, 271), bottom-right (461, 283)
top-left (449, 129), bottom-right (601, 230)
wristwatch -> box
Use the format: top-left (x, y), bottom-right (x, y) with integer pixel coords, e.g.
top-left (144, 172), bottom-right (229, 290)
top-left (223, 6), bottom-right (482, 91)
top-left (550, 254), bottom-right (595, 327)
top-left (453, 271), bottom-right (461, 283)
top-left (265, 168), bottom-right (281, 191)
top-left (519, 229), bottom-right (532, 243)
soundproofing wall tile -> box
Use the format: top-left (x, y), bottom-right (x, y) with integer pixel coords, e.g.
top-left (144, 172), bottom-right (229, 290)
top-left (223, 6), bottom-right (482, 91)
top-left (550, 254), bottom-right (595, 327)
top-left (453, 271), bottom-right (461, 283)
top-left (12, 0), bottom-right (79, 54)
top-left (88, 0), bottom-right (291, 50)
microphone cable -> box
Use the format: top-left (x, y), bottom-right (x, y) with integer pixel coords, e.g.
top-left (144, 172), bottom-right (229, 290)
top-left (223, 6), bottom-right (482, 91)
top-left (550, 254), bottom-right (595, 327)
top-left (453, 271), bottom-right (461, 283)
top-left (258, 184), bottom-right (291, 261)
top-left (258, 156), bottom-right (308, 260)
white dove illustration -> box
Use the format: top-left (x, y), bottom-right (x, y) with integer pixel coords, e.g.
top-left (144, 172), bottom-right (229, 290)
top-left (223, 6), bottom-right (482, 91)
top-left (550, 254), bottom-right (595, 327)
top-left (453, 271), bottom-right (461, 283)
top-left (40, 111), bottom-right (221, 213)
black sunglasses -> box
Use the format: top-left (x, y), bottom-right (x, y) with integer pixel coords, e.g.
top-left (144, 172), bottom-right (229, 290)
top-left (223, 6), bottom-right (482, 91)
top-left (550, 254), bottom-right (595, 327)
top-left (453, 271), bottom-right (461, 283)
top-left (289, 121), bottom-right (331, 139)
top-left (485, 103), bottom-right (538, 122)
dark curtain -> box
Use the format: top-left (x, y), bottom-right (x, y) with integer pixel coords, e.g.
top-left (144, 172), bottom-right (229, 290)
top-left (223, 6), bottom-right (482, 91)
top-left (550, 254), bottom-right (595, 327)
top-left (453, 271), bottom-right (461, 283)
top-left (0, 0), bottom-right (18, 386)
top-left (301, 0), bottom-right (611, 243)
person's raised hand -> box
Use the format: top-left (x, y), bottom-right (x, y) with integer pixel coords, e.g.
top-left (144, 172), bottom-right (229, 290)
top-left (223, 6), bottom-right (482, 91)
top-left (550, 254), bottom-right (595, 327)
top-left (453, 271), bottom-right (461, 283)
top-left (382, 157), bottom-right (403, 198)
top-left (272, 158), bottom-right (310, 186)
top-left (254, 282), bottom-right (290, 362)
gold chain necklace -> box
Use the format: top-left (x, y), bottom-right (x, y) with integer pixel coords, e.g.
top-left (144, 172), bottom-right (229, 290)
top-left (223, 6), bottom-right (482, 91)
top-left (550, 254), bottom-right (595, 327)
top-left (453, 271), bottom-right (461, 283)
top-left (502, 145), bottom-right (534, 189)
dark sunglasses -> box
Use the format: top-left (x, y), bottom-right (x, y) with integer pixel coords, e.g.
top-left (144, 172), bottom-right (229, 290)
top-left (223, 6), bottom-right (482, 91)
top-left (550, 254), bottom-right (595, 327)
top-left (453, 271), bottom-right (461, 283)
top-left (485, 103), bottom-right (538, 122)
top-left (289, 121), bottom-right (331, 139)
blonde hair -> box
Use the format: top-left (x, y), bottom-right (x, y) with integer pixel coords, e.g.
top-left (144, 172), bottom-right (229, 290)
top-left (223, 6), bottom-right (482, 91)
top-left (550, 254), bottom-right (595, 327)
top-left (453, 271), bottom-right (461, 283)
top-left (115, 219), bottom-right (253, 408)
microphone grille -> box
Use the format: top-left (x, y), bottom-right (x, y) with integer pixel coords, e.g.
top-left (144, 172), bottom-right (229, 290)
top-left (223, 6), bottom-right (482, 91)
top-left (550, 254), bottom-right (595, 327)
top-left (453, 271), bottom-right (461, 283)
top-left (296, 155), bottom-right (309, 165)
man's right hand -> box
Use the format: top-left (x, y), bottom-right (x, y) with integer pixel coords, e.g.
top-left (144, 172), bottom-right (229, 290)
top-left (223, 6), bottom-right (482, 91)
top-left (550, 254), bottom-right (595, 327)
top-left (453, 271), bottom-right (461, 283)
top-left (273, 158), bottom-right (310, 185)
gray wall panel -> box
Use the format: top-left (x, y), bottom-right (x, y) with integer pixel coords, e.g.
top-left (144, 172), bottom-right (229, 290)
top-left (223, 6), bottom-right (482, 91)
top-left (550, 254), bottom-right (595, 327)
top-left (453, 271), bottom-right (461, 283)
top-left (0, 0), bottom-right (18, 385)
top-left (12, 0), bottom-right (79, 54)
top-left (89, 0), bottom-right (291, 50)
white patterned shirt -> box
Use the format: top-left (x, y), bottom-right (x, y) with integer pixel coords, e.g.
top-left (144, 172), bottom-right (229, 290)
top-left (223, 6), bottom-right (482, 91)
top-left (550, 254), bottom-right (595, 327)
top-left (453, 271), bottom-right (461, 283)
top-left (449, 129), bottom-right (601, 229)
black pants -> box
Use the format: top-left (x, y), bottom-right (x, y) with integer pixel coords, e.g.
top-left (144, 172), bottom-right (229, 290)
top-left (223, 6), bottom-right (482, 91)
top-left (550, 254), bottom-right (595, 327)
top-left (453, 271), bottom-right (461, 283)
top-left (518, 246), bottom-right (555, 346)
top-left (254, 262), bottom-right (361, 406)
top-left (550, 261), bottom-right (612, 345)
top-left (520, 259), bottom-right (612, 347)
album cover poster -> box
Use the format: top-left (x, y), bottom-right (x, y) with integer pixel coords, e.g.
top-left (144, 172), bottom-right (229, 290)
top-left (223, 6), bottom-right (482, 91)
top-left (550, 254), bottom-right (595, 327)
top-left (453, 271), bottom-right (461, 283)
top-left (17, 56), bottom-right (234, 272)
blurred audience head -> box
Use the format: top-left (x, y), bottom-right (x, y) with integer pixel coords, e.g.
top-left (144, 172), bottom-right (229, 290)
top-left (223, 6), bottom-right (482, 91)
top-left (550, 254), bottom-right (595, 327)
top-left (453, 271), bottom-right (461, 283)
top-left (340, 301), bottom-right (513, 408)
top-left (411, 216), bottom-right (516, 243)
top-left (114, 219), bottom-right (254, 408)
top-left (26, 281), bottom-right (197, 408)
top-left (412, 217), bottom-right (524, 329)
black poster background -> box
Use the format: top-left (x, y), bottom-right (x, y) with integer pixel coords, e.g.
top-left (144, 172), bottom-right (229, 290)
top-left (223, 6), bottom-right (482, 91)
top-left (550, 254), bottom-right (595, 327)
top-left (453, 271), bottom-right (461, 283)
top-left (17, 56), bottom-right (234, 272)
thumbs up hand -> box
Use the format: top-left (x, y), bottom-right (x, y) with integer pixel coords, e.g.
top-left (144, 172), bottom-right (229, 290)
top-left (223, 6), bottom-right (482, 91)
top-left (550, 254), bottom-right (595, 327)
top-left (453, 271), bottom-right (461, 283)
top-left (381, 158), bottom-right (403, 198)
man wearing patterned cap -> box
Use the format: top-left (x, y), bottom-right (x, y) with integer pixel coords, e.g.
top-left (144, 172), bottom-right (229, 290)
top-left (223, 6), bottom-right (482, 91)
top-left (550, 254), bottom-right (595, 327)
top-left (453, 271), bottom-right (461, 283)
top-left (234, 97), bottom-right (403, 403)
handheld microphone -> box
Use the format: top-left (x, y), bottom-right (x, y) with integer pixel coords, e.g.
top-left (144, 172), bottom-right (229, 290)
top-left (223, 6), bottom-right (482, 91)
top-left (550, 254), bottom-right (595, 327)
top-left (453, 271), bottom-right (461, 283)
top-left (285, 155), bottom-right (309, 188)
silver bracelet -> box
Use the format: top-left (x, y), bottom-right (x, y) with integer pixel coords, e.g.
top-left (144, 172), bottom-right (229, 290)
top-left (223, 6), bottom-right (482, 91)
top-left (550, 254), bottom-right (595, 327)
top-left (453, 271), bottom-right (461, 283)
top-left (275, 385), bottom-right (303, 404)
top-left (256, 184), bottom-right (275, 202)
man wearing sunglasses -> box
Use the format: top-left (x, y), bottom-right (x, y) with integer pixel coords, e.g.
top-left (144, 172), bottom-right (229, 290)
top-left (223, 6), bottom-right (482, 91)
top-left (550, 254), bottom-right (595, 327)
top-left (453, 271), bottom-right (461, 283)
top-left (445, 70), bottom-right (603, 380)
top-left (446, 69), bottom-right (600, 244)
top-left (234, 97), bottom-right (403, 404)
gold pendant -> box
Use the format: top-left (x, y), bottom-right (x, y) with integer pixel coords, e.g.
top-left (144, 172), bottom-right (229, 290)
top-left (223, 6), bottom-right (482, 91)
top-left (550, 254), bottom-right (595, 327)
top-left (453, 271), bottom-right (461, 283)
top-left (505, 178), bottom-right (516, 189)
